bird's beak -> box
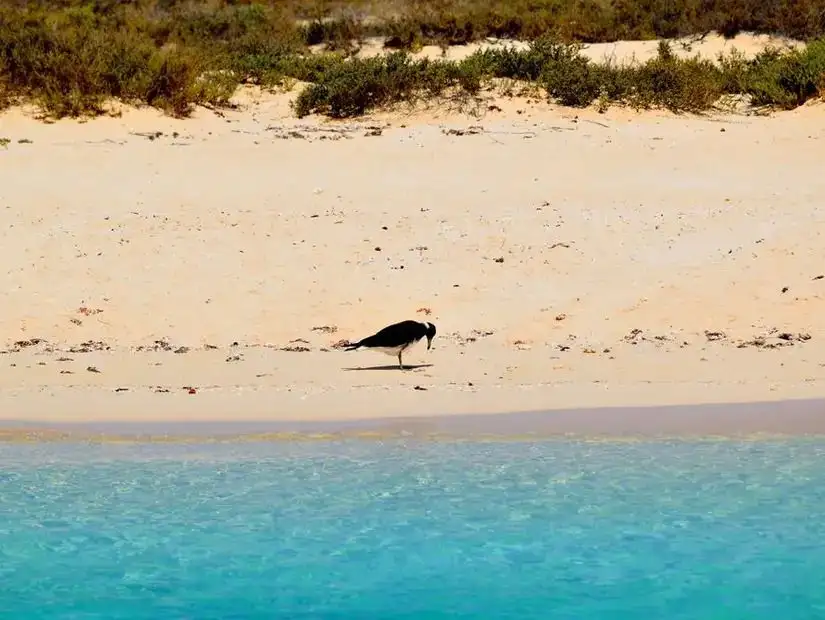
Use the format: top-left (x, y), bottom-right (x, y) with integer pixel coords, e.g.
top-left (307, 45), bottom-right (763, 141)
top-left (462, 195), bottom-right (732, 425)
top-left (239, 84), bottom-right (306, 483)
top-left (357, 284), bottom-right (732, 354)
top-left (427, 336), bottom-right (433, 350)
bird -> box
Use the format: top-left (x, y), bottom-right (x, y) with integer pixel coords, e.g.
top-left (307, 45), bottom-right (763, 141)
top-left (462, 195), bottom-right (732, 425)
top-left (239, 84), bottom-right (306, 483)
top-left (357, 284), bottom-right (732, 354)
top-left (344, 320), bottom-right (437, 369)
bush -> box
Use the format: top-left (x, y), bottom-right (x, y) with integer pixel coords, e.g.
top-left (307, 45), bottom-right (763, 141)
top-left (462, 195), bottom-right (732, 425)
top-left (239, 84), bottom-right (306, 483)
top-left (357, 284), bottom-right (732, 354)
top-left (2, 2), bottom-right (825, 120)
top-left (292, 34), bottom-right (825, 118)
top-left (745, 39), bottom-right (825, 107)
top-left (629, 41), bottom-right (725, 111)
top-left (292, 52), bottom-right (452, 118)
top-left (0, 7), bottom-right (233, 117)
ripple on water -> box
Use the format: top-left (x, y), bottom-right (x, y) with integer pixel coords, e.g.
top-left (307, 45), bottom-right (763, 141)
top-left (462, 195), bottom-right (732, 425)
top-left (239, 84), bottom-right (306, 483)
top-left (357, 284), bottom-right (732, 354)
top-left (2, 439), bottom-right (825, 619)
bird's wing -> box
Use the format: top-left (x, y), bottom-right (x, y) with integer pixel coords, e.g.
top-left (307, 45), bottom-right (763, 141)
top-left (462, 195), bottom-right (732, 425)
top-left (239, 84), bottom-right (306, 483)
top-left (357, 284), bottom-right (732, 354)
top-left (358, 321), bottom-right (417, 348)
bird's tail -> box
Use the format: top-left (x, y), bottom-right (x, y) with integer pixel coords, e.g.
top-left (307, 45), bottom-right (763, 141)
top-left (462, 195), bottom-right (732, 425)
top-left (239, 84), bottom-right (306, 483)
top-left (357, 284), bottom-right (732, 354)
top-left (343, 341), bottom-right (361, 351)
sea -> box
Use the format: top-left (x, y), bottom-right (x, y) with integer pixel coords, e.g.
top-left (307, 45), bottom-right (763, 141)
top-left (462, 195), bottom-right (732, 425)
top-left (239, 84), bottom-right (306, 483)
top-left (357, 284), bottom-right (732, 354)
top-left (1, 438), bottom-right (824, 619)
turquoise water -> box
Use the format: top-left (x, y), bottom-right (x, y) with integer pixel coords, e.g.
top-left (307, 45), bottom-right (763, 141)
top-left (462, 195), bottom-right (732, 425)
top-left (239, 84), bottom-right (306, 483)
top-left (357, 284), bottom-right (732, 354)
top-left (2, 439), bottom-right (825, 619)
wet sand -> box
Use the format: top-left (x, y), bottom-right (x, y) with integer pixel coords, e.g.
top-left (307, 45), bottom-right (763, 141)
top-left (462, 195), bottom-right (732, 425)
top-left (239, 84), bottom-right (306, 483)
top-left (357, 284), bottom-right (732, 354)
top-left (2, 398), bottom-right (825, 442)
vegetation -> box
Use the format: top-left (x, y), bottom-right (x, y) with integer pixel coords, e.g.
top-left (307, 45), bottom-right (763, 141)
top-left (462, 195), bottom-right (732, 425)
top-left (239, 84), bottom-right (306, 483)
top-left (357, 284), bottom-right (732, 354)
top-left (1, 1), bottom-right (825, 119)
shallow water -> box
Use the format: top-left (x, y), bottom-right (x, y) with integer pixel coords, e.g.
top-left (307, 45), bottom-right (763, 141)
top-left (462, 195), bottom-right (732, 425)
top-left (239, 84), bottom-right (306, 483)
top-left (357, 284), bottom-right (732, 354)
top-left (2, 439), bottom-right (825, 619)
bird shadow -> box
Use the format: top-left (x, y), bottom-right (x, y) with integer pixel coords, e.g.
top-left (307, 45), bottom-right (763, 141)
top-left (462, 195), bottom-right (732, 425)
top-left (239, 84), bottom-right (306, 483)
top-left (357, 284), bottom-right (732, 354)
top-left (342, 363), bottom-right (433, 372)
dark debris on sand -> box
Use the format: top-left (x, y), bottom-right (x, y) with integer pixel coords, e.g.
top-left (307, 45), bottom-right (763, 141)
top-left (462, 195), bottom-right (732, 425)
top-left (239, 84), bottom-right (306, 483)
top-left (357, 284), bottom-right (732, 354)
top-left (737, 329), bottom-right (812, 349)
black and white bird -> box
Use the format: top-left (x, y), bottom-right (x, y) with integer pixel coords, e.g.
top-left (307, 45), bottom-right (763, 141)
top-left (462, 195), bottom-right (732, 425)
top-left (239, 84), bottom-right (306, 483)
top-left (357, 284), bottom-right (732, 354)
top-left (344, 320), bottom-right (437, 369)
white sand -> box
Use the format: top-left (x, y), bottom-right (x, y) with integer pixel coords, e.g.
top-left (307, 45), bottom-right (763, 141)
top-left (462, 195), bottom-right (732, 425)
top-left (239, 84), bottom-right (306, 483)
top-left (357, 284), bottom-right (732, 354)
top-left (353, 31), bottom-right (804, 64)
top-left (1, 35), bottom-right (824, 426)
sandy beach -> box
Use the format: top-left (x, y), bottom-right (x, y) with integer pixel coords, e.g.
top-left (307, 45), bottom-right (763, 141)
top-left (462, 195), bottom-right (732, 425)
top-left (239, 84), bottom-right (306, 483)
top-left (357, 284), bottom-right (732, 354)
top-left (1, 35), bottom-right (824, 434)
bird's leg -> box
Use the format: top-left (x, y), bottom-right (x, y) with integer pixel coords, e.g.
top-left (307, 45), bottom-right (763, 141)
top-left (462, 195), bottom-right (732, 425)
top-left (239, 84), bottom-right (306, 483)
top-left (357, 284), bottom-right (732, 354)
top-left (398, 350), bottom-right (404, 370)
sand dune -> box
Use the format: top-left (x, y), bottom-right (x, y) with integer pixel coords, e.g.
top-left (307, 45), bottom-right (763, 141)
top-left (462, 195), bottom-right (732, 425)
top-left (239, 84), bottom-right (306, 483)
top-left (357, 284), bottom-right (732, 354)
top-left (352, 31), bottom-right (804, 65)
top-left (1, 35), bottom-right (824, 426)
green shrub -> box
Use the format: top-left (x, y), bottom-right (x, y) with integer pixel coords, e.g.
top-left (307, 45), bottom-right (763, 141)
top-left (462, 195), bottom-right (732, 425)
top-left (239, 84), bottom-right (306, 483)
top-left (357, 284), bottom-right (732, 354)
top-left (2, 2), bottom-right (825, 120)
top-left (292, 51), bottom-right (437, 118)
top-left (0, 6), bottom-right (235, 117)
top-left (629, 41), bottom-right (725, 111)
top-left (745, 39), bottom-right (825, 107)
